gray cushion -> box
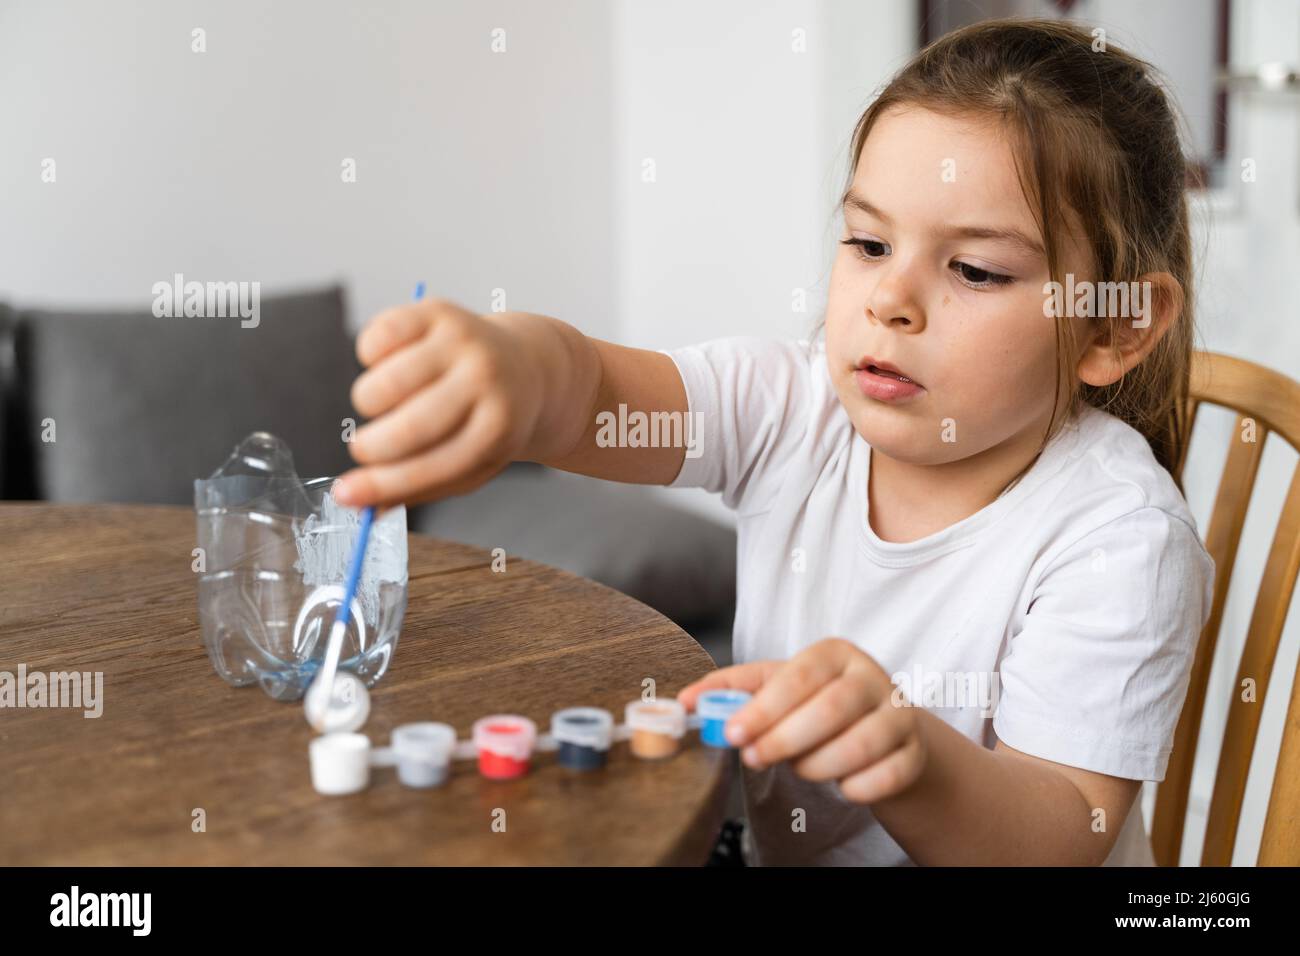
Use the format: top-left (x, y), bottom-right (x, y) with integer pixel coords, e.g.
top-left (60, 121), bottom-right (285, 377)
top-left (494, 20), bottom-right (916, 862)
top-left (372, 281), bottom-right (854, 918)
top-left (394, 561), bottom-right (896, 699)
top-left (413, 464), bottom-right (737, 626)
top-left (22, 286), bottom-right (358, 504)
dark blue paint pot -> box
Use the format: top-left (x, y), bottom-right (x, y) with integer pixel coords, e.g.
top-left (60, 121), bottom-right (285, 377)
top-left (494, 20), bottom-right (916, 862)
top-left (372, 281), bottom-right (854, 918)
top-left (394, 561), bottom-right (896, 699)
top-left (551, 707), bottom-right (614, 771)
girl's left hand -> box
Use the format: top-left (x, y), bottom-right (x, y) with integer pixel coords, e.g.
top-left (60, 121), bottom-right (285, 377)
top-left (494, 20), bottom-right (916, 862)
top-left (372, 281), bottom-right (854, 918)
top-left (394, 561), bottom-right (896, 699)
top-left (678, 638), bottom-right (928, 805)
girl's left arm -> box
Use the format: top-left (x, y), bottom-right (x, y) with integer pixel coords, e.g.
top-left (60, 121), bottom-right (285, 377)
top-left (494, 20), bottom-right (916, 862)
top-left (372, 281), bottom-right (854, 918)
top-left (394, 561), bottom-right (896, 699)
top-left (679, 638), bottom-right (1140, 866)
top-left (873, 709), bottom-right (1140, 866)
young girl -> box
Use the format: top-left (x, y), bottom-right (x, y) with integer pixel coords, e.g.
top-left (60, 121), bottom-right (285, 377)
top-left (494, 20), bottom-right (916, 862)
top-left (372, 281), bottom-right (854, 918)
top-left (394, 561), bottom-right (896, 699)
top-left (333, 18), bottom-right (1215, 866)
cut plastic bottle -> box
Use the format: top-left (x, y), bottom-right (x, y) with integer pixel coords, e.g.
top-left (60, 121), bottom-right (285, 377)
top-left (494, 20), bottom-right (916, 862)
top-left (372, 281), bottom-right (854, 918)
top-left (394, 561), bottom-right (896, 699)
top-left (194, 432), bottom-right (408, 700)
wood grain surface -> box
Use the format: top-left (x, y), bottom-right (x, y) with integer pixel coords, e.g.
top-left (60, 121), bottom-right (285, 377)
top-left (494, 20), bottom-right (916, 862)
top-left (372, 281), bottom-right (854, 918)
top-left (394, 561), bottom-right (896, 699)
top-left (0, 504), bottom-right (731, 865)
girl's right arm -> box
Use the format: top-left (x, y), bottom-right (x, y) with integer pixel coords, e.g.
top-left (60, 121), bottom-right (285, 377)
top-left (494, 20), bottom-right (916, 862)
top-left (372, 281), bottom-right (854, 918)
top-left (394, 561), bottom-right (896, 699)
top-left (331, 299), bottom-right (689, 509)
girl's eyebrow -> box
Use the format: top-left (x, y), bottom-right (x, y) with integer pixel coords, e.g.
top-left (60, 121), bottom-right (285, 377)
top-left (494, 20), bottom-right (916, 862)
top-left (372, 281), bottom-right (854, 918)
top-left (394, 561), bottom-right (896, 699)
top-left (841, 189), bottom-right (1045, 258)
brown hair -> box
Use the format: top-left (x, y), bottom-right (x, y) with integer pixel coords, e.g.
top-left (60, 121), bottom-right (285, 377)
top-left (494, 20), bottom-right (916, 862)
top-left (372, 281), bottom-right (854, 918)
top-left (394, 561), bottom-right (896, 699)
top-left (839, 17), bottom-right (1197, 485)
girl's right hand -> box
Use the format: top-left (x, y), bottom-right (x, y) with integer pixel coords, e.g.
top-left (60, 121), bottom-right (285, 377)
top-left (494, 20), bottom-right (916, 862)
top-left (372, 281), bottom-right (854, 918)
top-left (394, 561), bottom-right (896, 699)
top-left (332, 299), bottom-right (552, 509)
top-left (678, 638), bottom-right (928, 805)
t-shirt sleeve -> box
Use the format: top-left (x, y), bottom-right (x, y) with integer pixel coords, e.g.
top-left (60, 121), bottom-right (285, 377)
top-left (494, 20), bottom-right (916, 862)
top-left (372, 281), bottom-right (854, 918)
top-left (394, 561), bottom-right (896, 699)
top-left (992, 507), bottom-right (1215, 781)
top-left (659, 336), bottom-right (817, 515)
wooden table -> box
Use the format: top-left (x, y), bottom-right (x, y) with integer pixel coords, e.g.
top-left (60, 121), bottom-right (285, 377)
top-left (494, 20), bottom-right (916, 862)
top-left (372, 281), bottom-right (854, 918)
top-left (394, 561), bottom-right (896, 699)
top-left (0, 504), bottom-right (730, 865)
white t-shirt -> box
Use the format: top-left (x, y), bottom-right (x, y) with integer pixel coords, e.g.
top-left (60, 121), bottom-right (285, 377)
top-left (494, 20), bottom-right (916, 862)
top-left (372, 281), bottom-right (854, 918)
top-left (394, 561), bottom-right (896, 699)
top-left (662, 336), bottom-right (1215, 867)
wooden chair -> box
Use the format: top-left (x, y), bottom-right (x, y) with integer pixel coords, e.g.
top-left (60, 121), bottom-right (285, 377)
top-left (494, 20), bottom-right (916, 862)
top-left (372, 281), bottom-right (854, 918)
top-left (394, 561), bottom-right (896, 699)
top-left (1152, 351), bottom-right (1300, 866)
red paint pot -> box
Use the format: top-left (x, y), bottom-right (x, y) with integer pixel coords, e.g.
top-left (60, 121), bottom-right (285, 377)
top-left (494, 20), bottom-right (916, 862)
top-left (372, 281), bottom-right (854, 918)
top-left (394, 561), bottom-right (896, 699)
top-left (472, 714), bottom-right (537, 779)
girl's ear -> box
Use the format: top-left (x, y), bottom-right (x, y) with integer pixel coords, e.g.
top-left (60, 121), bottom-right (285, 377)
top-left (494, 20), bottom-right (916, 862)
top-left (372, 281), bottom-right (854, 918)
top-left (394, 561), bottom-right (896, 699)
top-left (1076, 271), bottom-right (1183, 388)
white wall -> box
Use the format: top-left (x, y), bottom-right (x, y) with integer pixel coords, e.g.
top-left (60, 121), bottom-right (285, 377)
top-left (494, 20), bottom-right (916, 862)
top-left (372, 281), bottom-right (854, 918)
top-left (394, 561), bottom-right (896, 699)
top-left (613, 0), bottom-right (914, 351)
top-left (0, 0), bottom-right (619, 337)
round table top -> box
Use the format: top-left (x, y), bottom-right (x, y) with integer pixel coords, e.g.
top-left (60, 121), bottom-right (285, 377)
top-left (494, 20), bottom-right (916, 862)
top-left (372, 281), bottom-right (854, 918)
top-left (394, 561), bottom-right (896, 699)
top-left (0, 503), bottom-right (730, 865)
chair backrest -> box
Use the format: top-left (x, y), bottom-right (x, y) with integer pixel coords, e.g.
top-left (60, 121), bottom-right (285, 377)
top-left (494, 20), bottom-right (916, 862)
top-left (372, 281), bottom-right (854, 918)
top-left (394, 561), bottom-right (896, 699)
top-left (1152, 351), bottom-right (1300, 866)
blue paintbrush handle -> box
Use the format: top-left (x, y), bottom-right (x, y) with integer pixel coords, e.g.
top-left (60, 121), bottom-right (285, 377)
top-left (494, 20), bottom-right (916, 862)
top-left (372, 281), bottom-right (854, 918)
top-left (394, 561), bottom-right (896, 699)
top-left (311, 280), bottom-right (420, 723)
top-left (334, 505), bottom-right (375, 633)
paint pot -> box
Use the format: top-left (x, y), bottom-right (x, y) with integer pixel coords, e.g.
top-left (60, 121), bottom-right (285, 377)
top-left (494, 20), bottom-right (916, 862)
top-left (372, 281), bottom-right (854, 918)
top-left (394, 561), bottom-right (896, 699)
top-left (309, 732), bottom-right (372, 795)
top-left (391, 722), bottom-right (457, 788)
top-left (697, 689), bottom-right (752, 748)
top-left (625, 698), bottom-right (687, 759)
top-left (472, 714), bottom-right (537, 780)
top-left (551, 707), bottom-right (614, 771)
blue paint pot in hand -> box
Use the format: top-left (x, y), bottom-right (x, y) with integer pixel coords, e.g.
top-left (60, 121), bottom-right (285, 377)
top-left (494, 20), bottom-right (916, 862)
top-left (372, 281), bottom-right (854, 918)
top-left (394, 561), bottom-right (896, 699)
top-left (697, 690), bottom-right (752, 748)
top-left (551, 707), bottom-right (615, 771)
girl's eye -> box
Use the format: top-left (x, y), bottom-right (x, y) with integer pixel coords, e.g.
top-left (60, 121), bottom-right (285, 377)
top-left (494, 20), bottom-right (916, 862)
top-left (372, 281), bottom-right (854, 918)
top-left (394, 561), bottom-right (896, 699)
top-left (952, 261), bottom-right (1014, 289)
top-left (840, 239), bottom-right (1015, 290)
top-left (840, 237), bottom-right (889, 261)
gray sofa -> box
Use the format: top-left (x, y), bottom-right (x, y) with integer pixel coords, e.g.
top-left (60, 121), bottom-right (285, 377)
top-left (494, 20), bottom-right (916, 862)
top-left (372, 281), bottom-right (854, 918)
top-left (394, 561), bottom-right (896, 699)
top-left (0, 286), bottom-right (735, 663)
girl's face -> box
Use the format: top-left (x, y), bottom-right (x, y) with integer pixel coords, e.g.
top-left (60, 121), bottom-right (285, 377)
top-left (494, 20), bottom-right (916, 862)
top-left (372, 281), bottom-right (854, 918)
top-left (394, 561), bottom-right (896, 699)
top-left (826, 105), bottom-right (1091, 465)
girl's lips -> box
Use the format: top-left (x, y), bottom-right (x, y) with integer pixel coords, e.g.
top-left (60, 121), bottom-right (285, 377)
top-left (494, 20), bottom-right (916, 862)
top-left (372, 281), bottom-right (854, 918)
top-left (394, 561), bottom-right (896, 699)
top-left (854, 366), bottom-right (926, 403)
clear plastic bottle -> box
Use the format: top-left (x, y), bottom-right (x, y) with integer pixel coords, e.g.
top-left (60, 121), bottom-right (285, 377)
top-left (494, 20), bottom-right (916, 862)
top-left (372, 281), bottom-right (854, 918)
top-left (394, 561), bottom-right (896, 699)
top-left (194, 432), bottom-right (408, 700)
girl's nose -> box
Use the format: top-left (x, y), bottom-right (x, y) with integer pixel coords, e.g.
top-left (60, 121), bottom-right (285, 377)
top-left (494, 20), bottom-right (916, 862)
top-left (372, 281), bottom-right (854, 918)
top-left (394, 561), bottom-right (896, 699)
top-left (865, 305), bottom-right (921, 329)
top-left (863, 260), bottom-right (925, 332)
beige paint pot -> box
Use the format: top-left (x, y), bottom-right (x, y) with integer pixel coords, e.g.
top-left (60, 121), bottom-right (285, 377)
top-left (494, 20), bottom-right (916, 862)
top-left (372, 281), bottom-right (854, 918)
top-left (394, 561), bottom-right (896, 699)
top-left (625, 698), bottom-right (687, 760)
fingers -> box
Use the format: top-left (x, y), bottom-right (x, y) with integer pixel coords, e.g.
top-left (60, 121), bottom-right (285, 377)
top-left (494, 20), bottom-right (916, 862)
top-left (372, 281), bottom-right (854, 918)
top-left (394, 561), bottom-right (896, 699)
top-left (332, 398), bottom-right (509, 509)
top-left (344, 300), bottom-right (523, 509)
top-left (351, 329), bottom-right (455, 420)
top-left (400, 456), bottom-right (510, 509)
top-left (355, 304), bottom-right (433, 368)
top-left (835, 734), bottom-right (926, 805)
top-left (350, 361), bottom-right (479, 466)
top-left (738, 674), bottom-right (878, 770)
top-left (784, 701), bottom-right (910, 780)
top-left (724, 642), bottom-right (853, 748)
top-left (678, 641), bottom-right (924, 805)
top-left (336, 456), bottom-right (511, 512)
top-left (678, 661), bottom-right (780, 710)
